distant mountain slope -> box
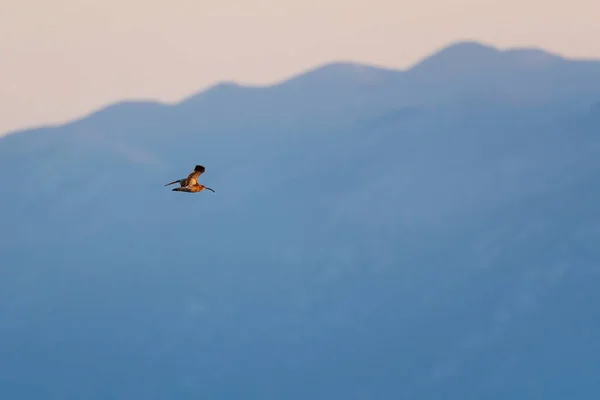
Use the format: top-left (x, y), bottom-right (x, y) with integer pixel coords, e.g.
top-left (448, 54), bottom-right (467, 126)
top-left (1, 41), bottom-right (600, 400)
top-left (4, 40), bottom-right (600, 139)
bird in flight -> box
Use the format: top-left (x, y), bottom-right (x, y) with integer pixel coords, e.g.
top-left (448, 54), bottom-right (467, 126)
top-left (164, 165), bottom-right (215, 193)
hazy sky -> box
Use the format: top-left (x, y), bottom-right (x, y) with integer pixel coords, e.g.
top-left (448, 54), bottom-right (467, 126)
top-left (2, 0), bottom-right (600, 135)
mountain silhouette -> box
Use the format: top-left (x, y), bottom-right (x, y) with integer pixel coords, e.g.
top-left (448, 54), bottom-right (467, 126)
top-left (1, 40), bottom-right (600, 400)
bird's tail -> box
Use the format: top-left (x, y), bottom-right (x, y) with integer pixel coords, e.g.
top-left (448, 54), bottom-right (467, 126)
top-left (164, 179), bottom-right (181, 187)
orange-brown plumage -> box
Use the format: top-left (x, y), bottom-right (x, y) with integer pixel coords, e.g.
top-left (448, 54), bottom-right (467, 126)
top-left (164, 165), bottom-right (215, 193)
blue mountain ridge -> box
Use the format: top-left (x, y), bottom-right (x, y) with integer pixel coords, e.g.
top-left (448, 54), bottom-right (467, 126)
top-left (1, 40), bottom-right (600, 399)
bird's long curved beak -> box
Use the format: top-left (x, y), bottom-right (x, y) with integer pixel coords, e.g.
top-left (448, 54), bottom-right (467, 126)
top-left (206, 187), bottom-right (215, 193)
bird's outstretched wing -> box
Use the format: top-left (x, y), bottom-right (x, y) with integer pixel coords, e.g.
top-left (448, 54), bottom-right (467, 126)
top-left (186, 165), bottom-right (205, 185)
top-left (164, 179), bottom-right (183, 187)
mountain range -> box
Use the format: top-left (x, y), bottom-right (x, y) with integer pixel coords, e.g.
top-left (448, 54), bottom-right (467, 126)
top-left (1, 40), bottom-right (600, 399)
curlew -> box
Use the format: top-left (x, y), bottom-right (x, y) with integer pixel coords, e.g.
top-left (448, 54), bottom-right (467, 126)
top-left (164, 165), bottom-right (215, 193)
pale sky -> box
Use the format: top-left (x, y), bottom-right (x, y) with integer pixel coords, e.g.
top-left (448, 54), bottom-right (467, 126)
top-left (2, 0), bottom-right (600, 135)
